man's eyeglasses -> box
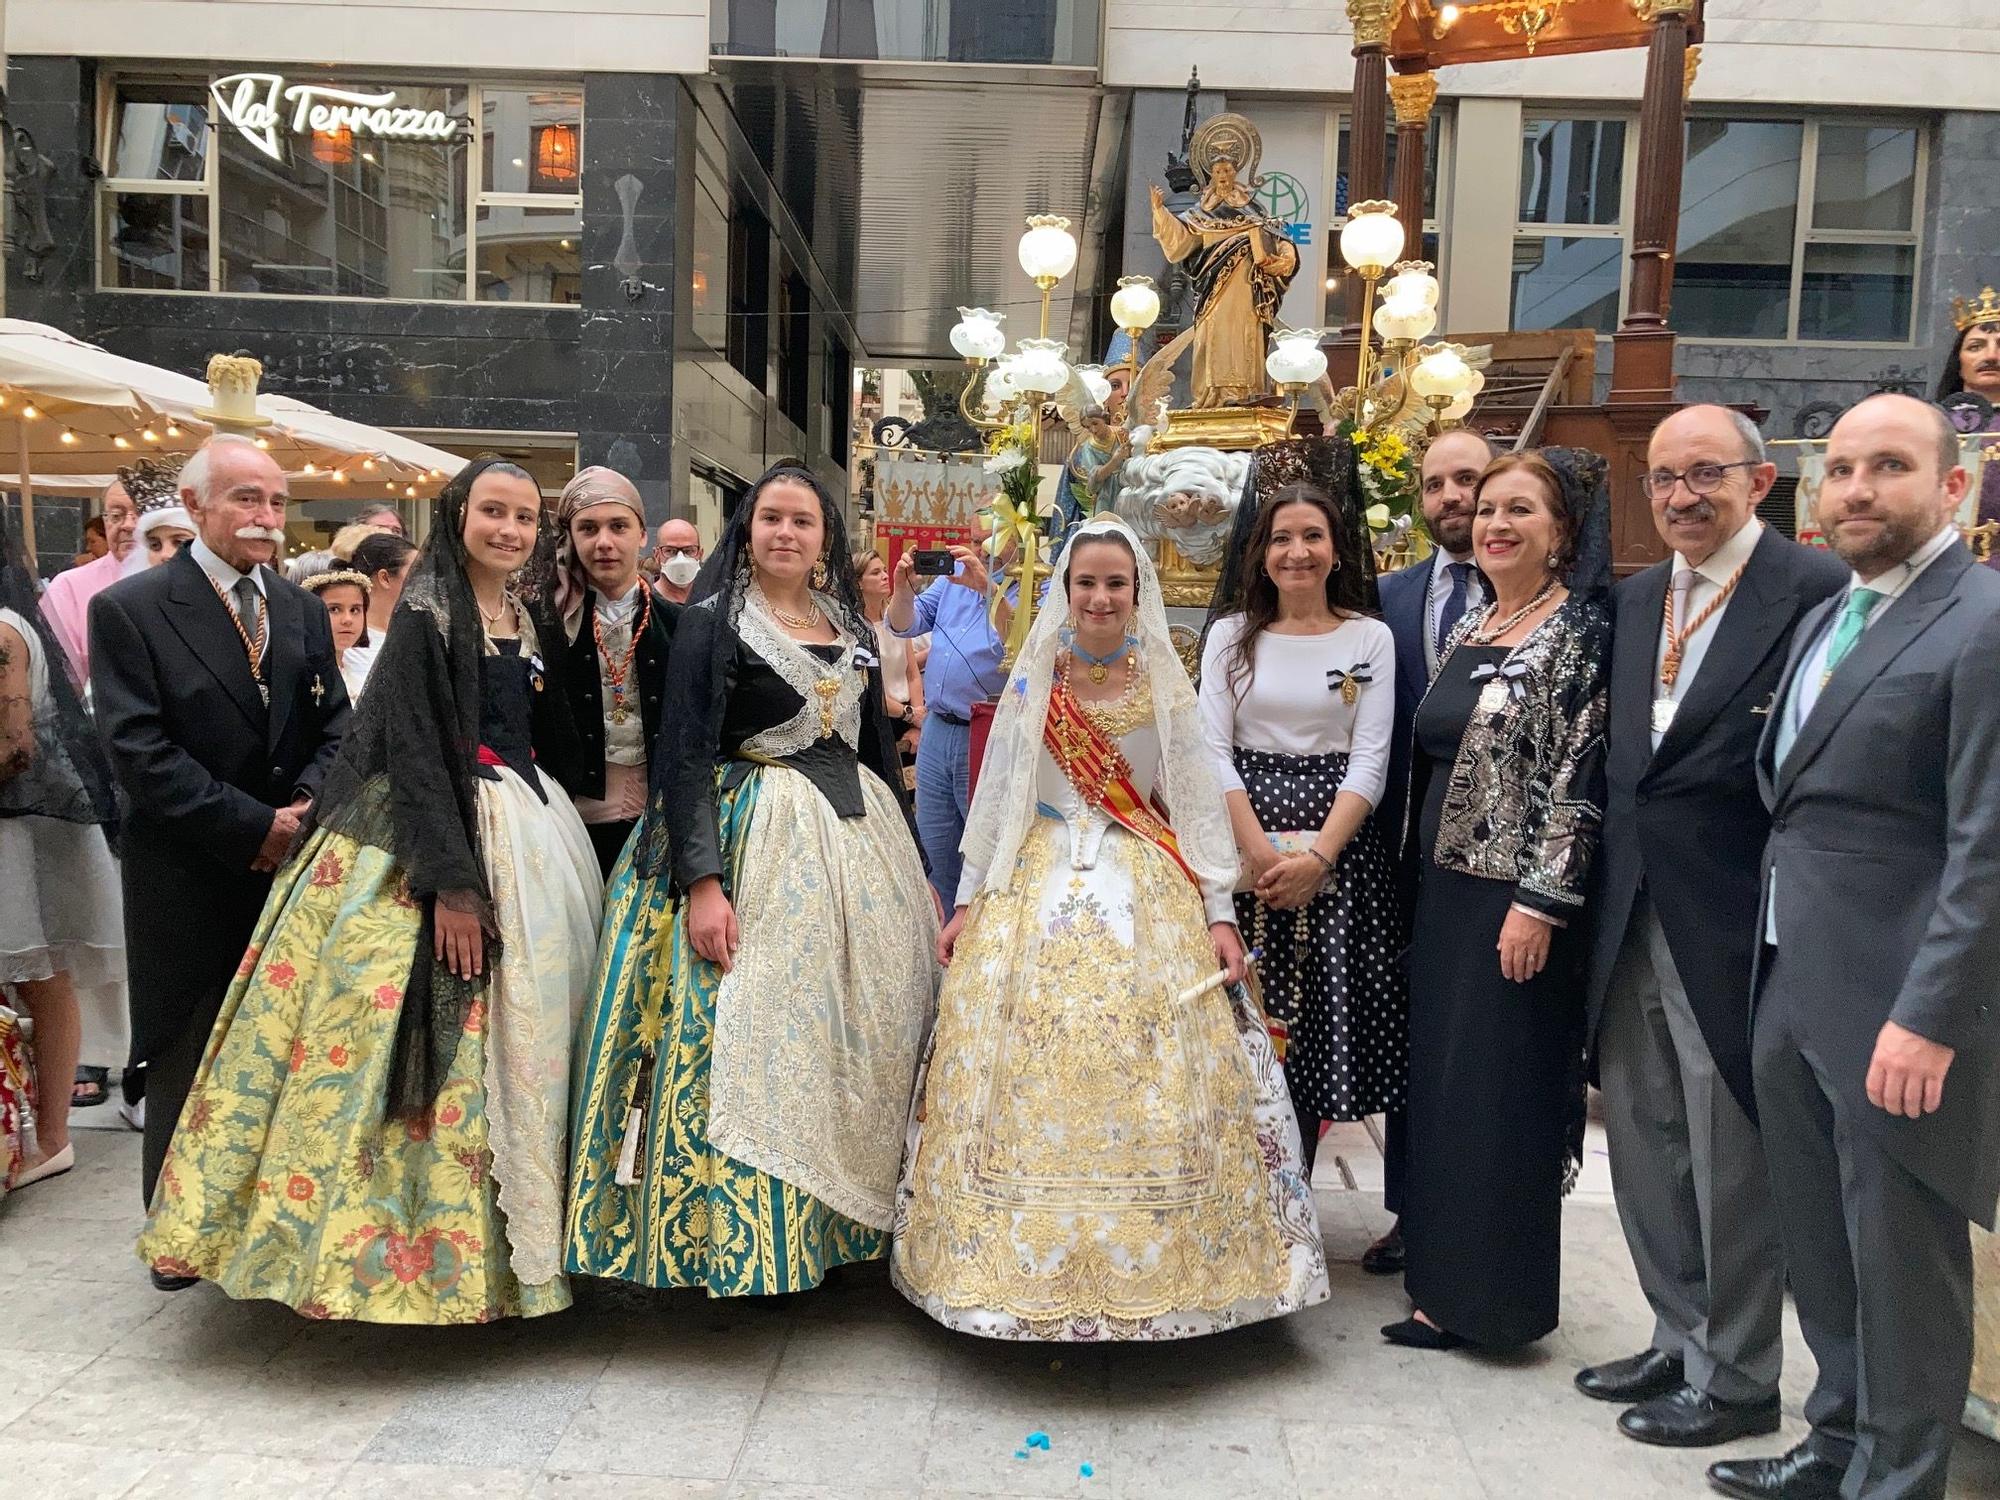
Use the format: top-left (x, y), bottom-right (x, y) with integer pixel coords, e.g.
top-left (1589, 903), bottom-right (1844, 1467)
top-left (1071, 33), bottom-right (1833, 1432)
top-left (1638, 461), bottom-right (1757, 502)
top-left (655, 545), bottom-right (701, 559)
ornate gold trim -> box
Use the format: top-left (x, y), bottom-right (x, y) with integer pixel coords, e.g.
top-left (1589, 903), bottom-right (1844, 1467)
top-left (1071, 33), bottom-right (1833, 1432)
top-left (1682, 43), bottom-right (1702, 99)
top-left (1150, 405), bottom-right (1297, 453)
top-left (1389, 73), bottom-right (1440, 128)
top-left (1633, 0), bottom-right (1697, 19)
top-left (1347, 0), bottom-right (1396, 50)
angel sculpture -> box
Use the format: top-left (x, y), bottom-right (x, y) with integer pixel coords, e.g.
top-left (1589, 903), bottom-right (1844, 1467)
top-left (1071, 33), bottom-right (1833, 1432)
top-left (1056, 404), bottom-right (1130, 529)
top-left (1148, 113), bottom-right (1299, 409)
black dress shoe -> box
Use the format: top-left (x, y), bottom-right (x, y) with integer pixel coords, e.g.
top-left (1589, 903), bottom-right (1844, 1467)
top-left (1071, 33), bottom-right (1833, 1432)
top-left (1360, 1223), bottom-right (1405, 1275)
top-left (1575, 1347), bottom-right (1684, 1403)
top-left (1619, 1385), bottom-right (1781, 1448)
top-left (1707, 1444), bottom-right (1846, 1500)
top-left (149, 1268), bottom-right (199, 1292)
top-left (1380, 1316), bottom-right (1466, 1351)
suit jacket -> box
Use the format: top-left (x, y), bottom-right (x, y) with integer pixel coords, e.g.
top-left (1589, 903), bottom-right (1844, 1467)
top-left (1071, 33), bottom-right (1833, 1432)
top-left (1373, 558), bottom-right (1431, 860)
top-left (561, 589), bottom-right (679, 801)
top-left (90, 547), bottom-right (349, 1060)
top-left (1754, 540), bottom-right (2000, 1227)
top-left (1586, 528), bottom-right (1847, 1115)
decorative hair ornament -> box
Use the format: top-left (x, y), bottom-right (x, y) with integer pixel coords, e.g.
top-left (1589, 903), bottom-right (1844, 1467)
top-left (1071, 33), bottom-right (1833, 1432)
top-left (299, 567), bottom-right (373, 599)
top-left (1952, 286), bottom-right (2000, 333)
top-left (117, 453), bottom-right (190, 512)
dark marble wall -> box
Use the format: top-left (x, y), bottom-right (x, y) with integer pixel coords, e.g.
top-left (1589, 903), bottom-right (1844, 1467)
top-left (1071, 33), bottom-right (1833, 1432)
top-left (6, 58), bottom-right (694, 524)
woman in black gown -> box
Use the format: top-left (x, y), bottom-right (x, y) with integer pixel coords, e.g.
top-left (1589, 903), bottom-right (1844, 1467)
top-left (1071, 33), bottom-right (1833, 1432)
top-left (1385, 448), bottom-right (1611, 1352)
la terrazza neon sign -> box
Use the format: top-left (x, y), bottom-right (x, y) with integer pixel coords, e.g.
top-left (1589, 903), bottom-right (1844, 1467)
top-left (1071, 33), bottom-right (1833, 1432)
top-left (209, 73), bottom-right (461, 162)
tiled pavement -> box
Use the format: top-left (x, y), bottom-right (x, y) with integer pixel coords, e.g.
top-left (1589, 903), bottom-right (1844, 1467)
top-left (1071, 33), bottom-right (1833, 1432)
top-left (5, 1120), bottom-right (1997, 1499)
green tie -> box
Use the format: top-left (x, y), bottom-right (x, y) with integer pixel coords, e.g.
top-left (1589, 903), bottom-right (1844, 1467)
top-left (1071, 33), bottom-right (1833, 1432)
top-left (1820, 586), bottom-right (1885, 685)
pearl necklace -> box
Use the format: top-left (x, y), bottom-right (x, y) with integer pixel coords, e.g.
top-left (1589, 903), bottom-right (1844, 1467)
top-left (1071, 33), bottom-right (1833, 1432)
top-left (1466, 576), bottom-right (1559, 645)
top-left (769, 594), bottom-right (823, 632)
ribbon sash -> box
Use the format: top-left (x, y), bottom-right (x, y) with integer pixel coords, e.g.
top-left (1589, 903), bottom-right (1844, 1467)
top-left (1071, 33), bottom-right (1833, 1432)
top-left (1042, 679), bottom-right (1199, 887)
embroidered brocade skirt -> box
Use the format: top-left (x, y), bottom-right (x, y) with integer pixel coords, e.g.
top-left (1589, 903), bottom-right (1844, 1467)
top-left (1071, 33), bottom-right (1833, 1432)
top-left (1972, 1225), bottom-right (2000, 1437)
top-left (892, 816), bottom-right (1330, 1340)
top-left (0, 1003), bottom-right (29, 1196)
top-left (563, 763), bottom-right (938, 1295)
top-left (1231, 747), bottom-right (1409, 1123)
top-left (134, 767), bottom-right (603, 1323)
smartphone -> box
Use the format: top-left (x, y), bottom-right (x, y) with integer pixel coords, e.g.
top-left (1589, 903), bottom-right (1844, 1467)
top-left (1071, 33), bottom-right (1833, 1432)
top-left (912, 549), bottom-right (956, 576)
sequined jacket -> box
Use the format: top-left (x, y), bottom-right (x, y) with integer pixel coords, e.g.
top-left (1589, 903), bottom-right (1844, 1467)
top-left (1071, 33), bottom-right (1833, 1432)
top-left (1420, 593), bottom-right (1610, 917)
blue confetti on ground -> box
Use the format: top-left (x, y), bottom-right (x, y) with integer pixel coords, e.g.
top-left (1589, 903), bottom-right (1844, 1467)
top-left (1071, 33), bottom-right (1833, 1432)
top-left (1013, 1449), bottom-right (1029, 1460)
top-left (1026, 1431), bottom-right (1051, 1450)
top-left (1080, 1462), bottom-right (1096, 1478)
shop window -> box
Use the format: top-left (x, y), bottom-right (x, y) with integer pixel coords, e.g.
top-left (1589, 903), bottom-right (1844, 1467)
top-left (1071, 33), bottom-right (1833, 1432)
top-left (99, 76), bottom-right (582, 306)
top-left (1510, 114), bottom-right (1631, 336)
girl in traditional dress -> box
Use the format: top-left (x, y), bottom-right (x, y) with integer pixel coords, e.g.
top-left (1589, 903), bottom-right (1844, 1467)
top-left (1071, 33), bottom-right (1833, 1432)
top-left (564, 463), bottom-right (937, 1296)
top-left (893, 513), bottom-right (1329, 1340)
top-left (136, 458), bottom-right (604, 1323)
top-left (1198, 482), bottom-right (1407, 1175)
top-left (299, 567), bottom-right (373, 703)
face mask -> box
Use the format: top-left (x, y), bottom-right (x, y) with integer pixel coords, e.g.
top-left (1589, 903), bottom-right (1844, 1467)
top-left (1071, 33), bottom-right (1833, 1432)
top-left (662, 554), bottom-right (701, 588)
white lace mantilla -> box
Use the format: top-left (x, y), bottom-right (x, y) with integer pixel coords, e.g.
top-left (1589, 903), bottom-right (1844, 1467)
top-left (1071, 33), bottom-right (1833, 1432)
top-left (735, 587), bottom-right (867, 760)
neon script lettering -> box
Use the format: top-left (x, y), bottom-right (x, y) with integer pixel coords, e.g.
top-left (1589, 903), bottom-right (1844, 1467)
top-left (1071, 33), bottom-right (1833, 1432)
top-left (210, 73), bottom-right (460, 163)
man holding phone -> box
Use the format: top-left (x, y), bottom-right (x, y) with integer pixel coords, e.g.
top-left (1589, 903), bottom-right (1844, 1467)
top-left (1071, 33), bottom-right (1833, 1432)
top-left (887, 533), bottom-right (1020, 904)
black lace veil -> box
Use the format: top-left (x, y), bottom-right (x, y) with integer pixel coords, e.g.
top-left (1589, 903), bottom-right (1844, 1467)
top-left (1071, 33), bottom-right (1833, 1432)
top-left (1539, 445), bottom-right (1614, 598)
top-left (0, 508), bottom-right (118, 836)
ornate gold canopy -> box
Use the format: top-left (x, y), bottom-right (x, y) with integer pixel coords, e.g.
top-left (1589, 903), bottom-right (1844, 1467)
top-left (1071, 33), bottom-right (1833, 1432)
top-left (1388, 0), bottom-right (1703, 70)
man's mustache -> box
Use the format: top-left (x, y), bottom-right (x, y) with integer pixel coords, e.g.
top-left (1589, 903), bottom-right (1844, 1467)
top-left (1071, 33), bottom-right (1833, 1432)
top-left (234, 525), bottom-right (286, 543)
top-left (1665, 499), bottom-right (1716, 525)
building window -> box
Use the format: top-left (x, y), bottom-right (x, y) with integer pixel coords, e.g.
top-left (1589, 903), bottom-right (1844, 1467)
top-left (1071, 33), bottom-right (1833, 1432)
top-left (100, 76), bottom-right (582, 305)
top-left (1326, 113), bottom-right (1449, 328)
top-left (1506, 111), bottom-right (1924, 345)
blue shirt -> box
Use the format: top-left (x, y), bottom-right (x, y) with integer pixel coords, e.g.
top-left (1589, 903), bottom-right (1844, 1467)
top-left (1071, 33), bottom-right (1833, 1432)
top-left (892, 576), bottom-right (1010, 720)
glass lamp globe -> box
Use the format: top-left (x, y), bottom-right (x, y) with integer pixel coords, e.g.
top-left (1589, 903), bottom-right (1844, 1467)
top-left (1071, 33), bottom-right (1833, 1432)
top-left (1018, 214), bottom-right (1079, 284)
top-left (1109, 274), bottom-right (1162, 333)
top-left (1265, 327), bottom-right (1330, 388)
top-left (1385, 260), bottom-right (1441, 310)
top-left (1441, 391), bottom-right (1475, 421)
top-left (1338, 201), bottom-right (1405, 276)
top-left (1012, 337), bottom-right (1072, 395)
top-left (1409, 343), bottom-right (1473, 401)
top-left (984, 358), bottom-right (1021, 408)
top-left (1076, 364), bottom-right (1114, 407)
top-left (1466, 368), bottom-right (1487, 397)
top-left (949, 307), bottom-right (1007, 362)
top-left (1372, 297), bottom-right (1437, 344)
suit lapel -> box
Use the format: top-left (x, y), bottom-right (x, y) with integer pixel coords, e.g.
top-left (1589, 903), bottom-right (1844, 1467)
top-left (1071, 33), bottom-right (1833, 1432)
top-left (162, 550), bottom-right (267, 732)
top-left (1615, 562), bottom-right (1669, 754)
top-left (1654, 535), bottom-right (1794, 759)
top-left (1776, 547), bottom-right (1972, 793)
top-left (262, 571), bottom-right (301, 753)
top-left (1382, 567), bottom-right (1429, 703)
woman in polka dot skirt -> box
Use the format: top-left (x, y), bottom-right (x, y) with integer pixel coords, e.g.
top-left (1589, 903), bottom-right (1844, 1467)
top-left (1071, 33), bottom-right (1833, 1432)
top-left (1198, 482), bottom-right (1408, 1176)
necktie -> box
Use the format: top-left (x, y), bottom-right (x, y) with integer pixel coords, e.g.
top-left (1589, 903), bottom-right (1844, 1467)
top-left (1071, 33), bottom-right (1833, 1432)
top-left (233, 577), bottom-right (264, 664)
top-left (1436, 561), bottom-right (1471, 653)
top-left (1820, 586), bottom-right (1885, 681)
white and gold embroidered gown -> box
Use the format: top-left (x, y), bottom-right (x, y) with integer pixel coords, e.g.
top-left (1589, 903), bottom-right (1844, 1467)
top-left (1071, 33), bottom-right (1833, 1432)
top-left (891, 517), bottom-right (1329, 1340)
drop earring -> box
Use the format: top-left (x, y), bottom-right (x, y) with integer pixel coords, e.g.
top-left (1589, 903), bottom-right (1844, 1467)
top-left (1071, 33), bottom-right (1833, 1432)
top-left (810, 557), bottom-right (829, 590)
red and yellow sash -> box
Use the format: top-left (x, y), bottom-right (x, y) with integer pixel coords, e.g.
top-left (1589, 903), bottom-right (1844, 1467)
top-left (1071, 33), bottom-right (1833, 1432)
top-left (1042, 678), bottom-right (1199, 888)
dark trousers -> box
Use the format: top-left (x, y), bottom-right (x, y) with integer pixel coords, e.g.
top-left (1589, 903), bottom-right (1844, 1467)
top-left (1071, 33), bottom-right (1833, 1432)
top-left (1752, 946), bottom-right (1973, 1500)
top-left (1381, 1107), bottom-right (1407, 1217)
top-left (140, 990), bottom-right (223, 1207)
top-left (586, 817), bottom-right (636, 880)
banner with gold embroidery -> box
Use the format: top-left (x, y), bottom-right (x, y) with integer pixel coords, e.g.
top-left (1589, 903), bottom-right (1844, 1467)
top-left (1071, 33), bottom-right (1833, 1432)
top-left (1042, 679), bottom-right (1198, 888)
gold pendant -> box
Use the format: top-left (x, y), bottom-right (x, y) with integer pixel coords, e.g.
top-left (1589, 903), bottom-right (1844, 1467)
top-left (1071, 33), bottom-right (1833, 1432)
top-left (1089, 662), bottom-right (1108, 684)
top-left (1477, 680), bottom-right (1510, 714)
top-left (610, 701), bottom-right (631, 725)
top-left (1340, 678), bottom-right (1358, 707)
top-left (814, 678), bottom-right (839, 738)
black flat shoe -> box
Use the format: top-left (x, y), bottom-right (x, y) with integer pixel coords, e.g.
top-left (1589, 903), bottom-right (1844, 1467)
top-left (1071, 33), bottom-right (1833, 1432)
top-left (1360, 1223), bottom-right (1405, 1275)
top-left (1380, 1316), bottom-right (1466, 1351)
top-left (149, 1268), bottom-right (199, 1293)
top-left (1576, 1347), bottom-right (1684, 1403)
top-left (1707, 1444), bottom-right (1846, 1500)
top-left (1620, 1386), bottom-right (1781, 1448)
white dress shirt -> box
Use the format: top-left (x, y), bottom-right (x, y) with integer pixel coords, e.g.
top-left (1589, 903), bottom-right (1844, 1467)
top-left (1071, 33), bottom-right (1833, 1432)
top-left (190, 535), bottom-right (268, 621)
top-left (1650, 517), bottom-right (1763, 750)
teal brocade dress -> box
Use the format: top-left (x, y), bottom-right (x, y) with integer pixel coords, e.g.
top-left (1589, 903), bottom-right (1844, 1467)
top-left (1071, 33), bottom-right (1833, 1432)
top-left (562, 596), bottom-right (937, 1293)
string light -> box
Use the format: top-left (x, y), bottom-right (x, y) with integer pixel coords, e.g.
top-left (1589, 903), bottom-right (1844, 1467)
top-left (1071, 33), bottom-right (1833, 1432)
top-left (404, 484), bottom-right (417, 498)
top-left (114, 435), bottom-right (132, 449)
top-left (331, 469), bottom-right (349, 485)
top-left (302, 462), bottom-right (318, 475)
top-left (254, 436), bottom-right (270, 449)
top-left (141, 427), bottom-right (159, 443)
top-left (361, 457), bottom-right (377, 471)
top-left (59, 428), bottom-right (78, 445)
top-left (22, 403), bottom-right (40, 421)
top-left (165, 422), bottom-right (181, 438)
top-left (0, 393), bottom-right (11, 411)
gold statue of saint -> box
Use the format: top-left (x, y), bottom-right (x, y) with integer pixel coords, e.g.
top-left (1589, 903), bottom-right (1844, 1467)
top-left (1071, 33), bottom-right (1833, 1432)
top-left (1149, 113), bottom-right (1300, 409)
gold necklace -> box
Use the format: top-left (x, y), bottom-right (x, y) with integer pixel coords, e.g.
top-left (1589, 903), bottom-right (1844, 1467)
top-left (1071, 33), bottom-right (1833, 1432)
top-left (1467, 577), bottom-right (1559, 645)
top-left (475, 589), bottom-right (513, 627)
top-left (769, 594), bottom-right (823, 631)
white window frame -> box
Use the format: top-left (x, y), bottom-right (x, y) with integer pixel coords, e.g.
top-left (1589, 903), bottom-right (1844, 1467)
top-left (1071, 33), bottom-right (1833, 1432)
top-left (95, 73), bottom-right (583, 308)
top-left (1505, 107), bottom-right (1927, 348)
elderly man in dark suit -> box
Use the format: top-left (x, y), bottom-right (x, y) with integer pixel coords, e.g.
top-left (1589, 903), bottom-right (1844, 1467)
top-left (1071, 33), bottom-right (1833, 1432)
top-left (91, 435), bottom-right (348, 1279)
top-left (1577, 405), bottom-right (1848, 1449)
top-left (1708, 393), bottom-right (2000, 1500)
top-left (1366, 425), bottom-right (1493, 1276)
